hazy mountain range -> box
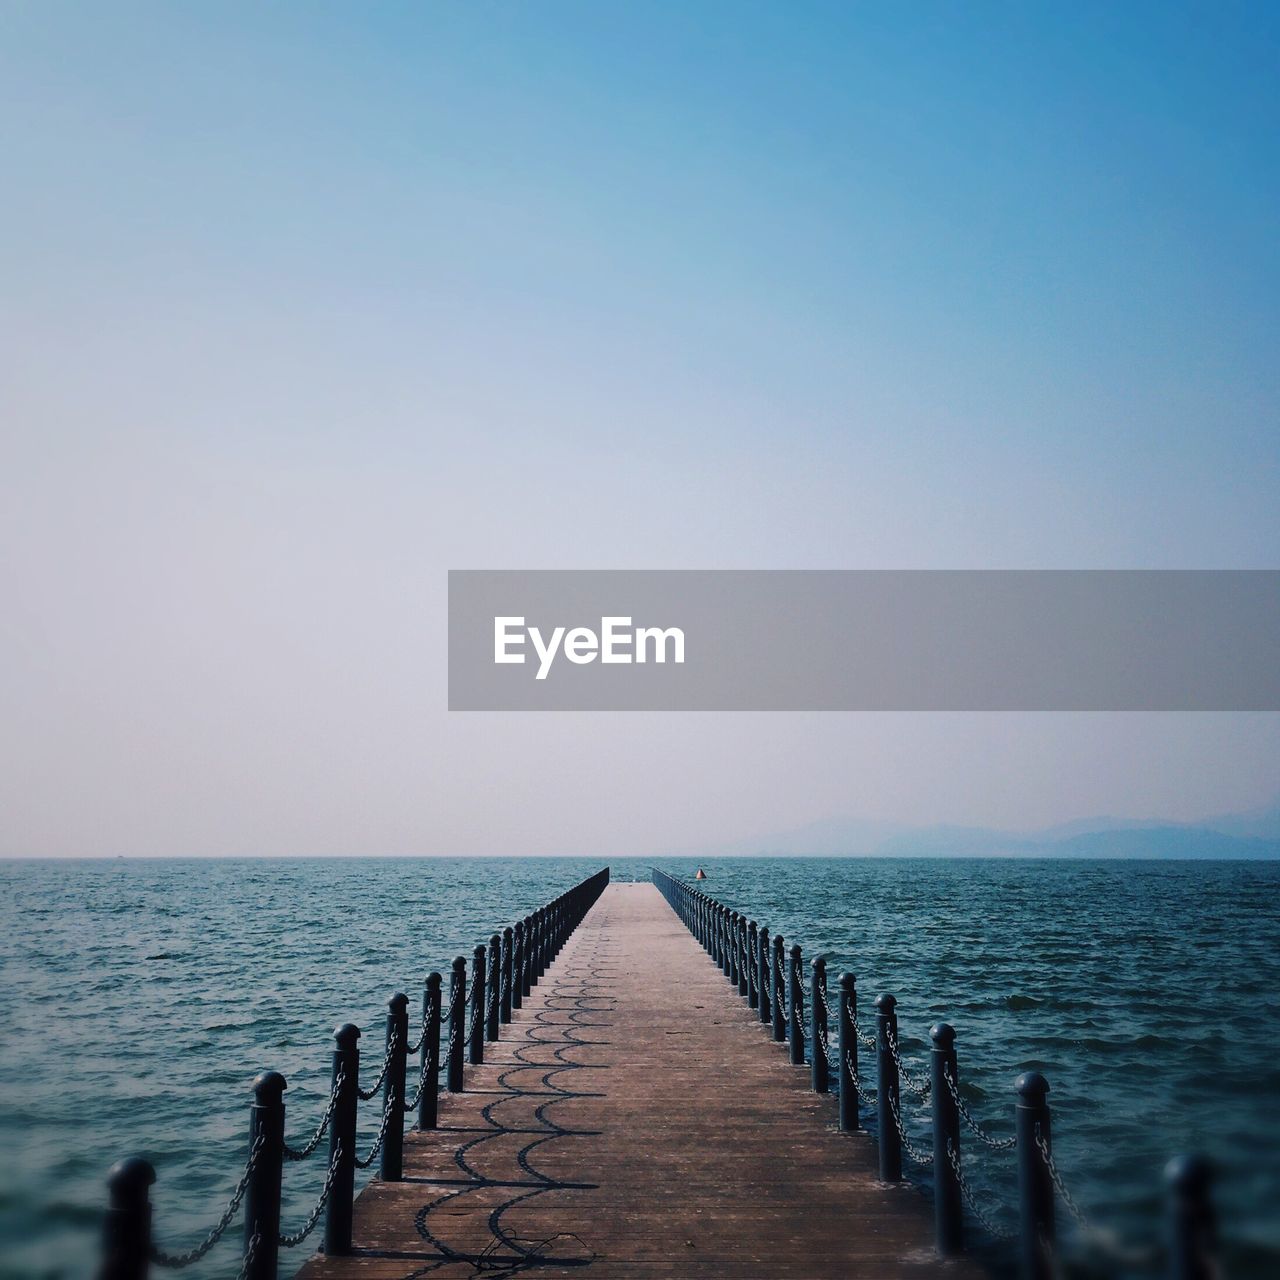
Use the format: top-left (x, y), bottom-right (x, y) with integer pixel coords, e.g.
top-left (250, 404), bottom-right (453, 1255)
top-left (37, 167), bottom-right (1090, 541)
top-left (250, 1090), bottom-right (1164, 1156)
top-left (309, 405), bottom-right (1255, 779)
top-left (701, 798), bottom-right (1280, 860)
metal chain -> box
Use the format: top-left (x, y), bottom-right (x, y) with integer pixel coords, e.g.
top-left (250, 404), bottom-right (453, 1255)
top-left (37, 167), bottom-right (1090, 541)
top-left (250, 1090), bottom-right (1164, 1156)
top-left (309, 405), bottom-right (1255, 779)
top-left (406, 997), bottom-right (430, 1056)
top-left (1035, 1129), bottom-right (1090, 1230)
top-left (444, 983), bottom-right (464, 1056)
top-left (278, 1145), bottom-right (342, 1249)
top-left (815, 1017), bottom-right (832, 1059)
top-left (149, 1135), bottom-right (263, 1268)
top-left (236, 1232), bottom-right (260, 1280)
top-left (844, 1050), bottom-right (877, 1104)
top-left (283, 1068), bottom-right (345, 1162)
top-left (888, 1089), bottom-right (934, 1165)
top-left (357, 1032), bottom-right (398, 1101)
top-left (817, 983), bottom-right (833, 1020)
top-left (884, 1026), bottom-right (932, 1100)
top-left (849, 1014), bottom-right (877, 1051)
top-left (948, 1139), bottom-right (1016, 1243)
top-left (405, 1023), bottom-right (440, 1112)
top-left (941, 1066), bottom-right (1017, 1152)
top-left (355, 1096), bottom-right (398, 1170)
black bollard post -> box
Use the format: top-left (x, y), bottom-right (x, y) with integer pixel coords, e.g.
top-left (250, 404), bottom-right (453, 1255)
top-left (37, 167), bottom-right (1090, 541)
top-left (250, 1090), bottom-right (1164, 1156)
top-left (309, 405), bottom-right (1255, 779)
top-left (758, 925), bottom-right (771, 1024)
top-left (99, 1157), bottom-right (155, 1280)
top-left (447, 957), bottom-right (466, 1092)
top-left (324, 1023), bottom-right (360, 1256)
top-left (772, 935), bottom-right (787, 1041)
top-left (486, 934), bottom-right (501, 1041)
top-left (1015, 1071), bottom-right (1054, 1280)
top-left (931, 1024), bottom-right (962, 1255)
top-left (469, 945), bottom-right (486, 1065)
top-left (1166, 1155), bottom-right (1215, 1280)
top-left (876, 994), bottom-right (902, 1182)
top-left (517, 911), bottom-right (532, 998)
top-left (838, 973), bottom-right (858, 1131)
top-left (736, 916), bottom-right (749, 996)
top-left (512, 921), bottom-right (525, 1010)
top-left (501, 927), bottom-right (514, 1023)
top-left (810, 955), bottom-right (828, 1092)
top-left (381, 994), bottom-right (408, 1181)
top-left (788, 944), bottom-right (805, 1065)
top-left (418, 973), bottom-right (442, 1129)
top-left (747, 921), bottom-right (759, 1008)
top-left (244, 1071), bottom-right (285, 1279)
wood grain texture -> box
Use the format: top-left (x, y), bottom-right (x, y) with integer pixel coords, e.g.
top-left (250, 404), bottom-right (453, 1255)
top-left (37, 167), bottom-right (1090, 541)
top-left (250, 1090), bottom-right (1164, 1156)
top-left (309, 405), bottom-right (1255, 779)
top-left (294, 883), bottom-right (984, 1279)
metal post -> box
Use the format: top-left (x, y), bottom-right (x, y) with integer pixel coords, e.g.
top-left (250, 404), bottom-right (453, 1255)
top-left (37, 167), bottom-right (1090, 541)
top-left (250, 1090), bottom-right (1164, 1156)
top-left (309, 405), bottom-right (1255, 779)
top-left (931, 1024), bottom-right (962, 1255)
top-left (1015, 1071), bottom-right (1054, 1280)
top-left (876, 994), bottom-right (901, 1182)
top-left (517, 911), bottom-right (532, 998)
top-left (512, 921), bottom-right (525, 1009)
top-left (469, 945), bottom-right (486, 1065)
top-left (501, 927), bottom-right (514, 1023)
top-left (736, 915), bottom-right (748, 996)
top-left (324, 1022), bottom-right (360, 1256)
top-left (447, 957), bottom-right (466, 1092)
top-left (486, 934), bottom-right (501, 1041)
top-left (838, 973), bottom-right (858, 1131)
top-left (99, 1158), bottom-right (155, 1280)
top-left (380, 994), bottom-right (408, 1181)
top-left (758, 925), bottom-right (771, 1023)
top-left (772, 935), bottom-right (787, 1041)
top-left (810, 955), bottom-right (828, 1092)
top-left (1167, 1155), bottom-right (1215, 1280)
top-left (788, 944), bottom-right (804, 1065)
top-left (747, 921), bottom-right (759, 1007)
top-left (243, 1071), bottom-right (285, 1279)
top-left (418, 973), bottom-right (441, 1129)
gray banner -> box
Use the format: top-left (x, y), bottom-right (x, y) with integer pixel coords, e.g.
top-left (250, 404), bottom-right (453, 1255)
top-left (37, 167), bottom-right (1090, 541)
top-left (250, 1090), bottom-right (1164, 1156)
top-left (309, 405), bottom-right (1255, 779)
top-left (448, 570), bottom-right (1280, 711)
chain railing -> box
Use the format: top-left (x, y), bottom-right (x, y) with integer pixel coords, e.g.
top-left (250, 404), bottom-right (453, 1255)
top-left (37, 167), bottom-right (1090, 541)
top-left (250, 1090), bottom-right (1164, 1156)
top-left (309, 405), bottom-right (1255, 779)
top-left (277, 1145), bottom-right (342, 1250)
top-left (146, 1135), bottom-right (264, 1269)
top-left (651, 866), bottom-right (1217, 1280)
top-left (98, 866), bottom-right (610, 1280)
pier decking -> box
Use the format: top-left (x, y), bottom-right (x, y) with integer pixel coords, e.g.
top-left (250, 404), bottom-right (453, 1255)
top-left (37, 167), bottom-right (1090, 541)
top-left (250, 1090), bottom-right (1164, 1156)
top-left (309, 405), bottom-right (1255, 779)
top-left (294, 883), bottom-right (979, 1279)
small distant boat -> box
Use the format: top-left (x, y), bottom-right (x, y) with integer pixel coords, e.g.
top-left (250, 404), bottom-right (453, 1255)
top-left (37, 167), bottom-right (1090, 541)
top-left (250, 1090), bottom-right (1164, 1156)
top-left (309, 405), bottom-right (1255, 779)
top-left (695, 867), bottom-right (707, 880)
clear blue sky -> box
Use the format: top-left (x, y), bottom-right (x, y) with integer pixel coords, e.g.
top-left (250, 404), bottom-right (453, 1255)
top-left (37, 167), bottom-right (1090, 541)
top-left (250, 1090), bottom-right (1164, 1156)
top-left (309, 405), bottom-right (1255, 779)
top-left (2, 3), bottom-right (1277, 855)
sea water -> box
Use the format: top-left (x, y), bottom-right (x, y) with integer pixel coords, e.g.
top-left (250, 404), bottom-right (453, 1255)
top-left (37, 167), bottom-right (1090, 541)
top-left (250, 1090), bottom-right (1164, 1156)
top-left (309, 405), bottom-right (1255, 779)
top-left (1, 856), bottom-right (1276, 1278)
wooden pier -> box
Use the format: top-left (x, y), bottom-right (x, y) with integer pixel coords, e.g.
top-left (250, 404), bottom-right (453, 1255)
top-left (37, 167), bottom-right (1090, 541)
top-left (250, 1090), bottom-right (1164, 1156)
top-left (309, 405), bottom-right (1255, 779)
top-left (293, 883), bottom-right (980, 1279)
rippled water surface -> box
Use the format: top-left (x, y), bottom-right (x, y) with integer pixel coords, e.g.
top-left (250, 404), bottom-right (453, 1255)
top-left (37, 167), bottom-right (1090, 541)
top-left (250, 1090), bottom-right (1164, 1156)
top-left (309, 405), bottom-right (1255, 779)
top-left (1, 856), bottom-right (1277, 1278)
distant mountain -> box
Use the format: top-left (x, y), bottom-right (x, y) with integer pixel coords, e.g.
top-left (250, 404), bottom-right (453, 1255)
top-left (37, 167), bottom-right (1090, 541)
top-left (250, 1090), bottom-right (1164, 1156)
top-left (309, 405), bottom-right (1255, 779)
top-left (699, 799), bottom-right (1280, 860)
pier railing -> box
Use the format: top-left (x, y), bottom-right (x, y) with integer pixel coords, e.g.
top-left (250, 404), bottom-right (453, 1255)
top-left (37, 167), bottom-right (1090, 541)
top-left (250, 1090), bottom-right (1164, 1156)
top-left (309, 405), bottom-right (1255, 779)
top-left (651, 868), bottom-right (1217, 1280)
top-left (98, 867), bottom-right (610, 1280)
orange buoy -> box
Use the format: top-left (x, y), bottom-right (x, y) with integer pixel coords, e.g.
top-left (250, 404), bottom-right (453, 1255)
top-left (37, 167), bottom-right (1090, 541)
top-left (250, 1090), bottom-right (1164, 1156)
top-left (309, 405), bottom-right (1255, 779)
top-left (695, 867), bottom-right (707, 880)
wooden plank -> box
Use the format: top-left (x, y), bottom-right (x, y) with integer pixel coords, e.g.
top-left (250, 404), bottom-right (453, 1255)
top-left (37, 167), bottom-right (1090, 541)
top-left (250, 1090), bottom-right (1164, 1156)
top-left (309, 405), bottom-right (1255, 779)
top-left (294, 883), bottom-right (984, 1279)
